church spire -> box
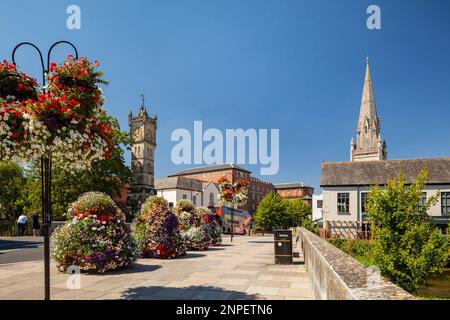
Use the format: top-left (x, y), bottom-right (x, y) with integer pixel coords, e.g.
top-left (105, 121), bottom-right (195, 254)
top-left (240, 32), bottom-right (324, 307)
top-left (350, 57), bottom-right (387, 161)
top-left (358, 57), bottom-right (378, 127)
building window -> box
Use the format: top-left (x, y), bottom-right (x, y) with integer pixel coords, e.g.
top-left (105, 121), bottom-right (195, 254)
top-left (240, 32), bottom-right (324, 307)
top-left (317, 200), bottom-right (323, 209)
top-left (441, 192), bottom-right (450, 215)
top-left (221, 171), bottom-right (226, 177)
top-left (192, 195), bottom-right (197, 205)
top-left (417, 192), bottom-right (427, 213)
top-left (209, 192), bottom-right (214, 206)
top-left (182, 194), bottom-right (187, 200)
top-left (361, 192), bottom-right (368, 214)
top-left (211, 172), bottom-right (215, 178)
top-left (337, 193), bottom-right (350, 214)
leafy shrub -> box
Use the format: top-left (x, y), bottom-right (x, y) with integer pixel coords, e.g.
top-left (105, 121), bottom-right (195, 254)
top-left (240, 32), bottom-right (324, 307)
top-left (51, 192), bottom-right (138, 273)
top-left (367, 170), bottom-right (450, 292)
top-left (328, 238), bottom-right (375, 266)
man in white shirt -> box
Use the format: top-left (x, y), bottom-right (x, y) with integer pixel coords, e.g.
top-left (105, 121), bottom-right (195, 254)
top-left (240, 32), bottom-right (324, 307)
top-left (17, 214), bottom-right (28, 236)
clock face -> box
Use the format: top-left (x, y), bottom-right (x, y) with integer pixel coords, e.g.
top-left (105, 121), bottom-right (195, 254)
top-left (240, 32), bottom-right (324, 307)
top-left (145, 126), bottom-right (154, 141)
top-left (133, 127), bottom-right (144, 141)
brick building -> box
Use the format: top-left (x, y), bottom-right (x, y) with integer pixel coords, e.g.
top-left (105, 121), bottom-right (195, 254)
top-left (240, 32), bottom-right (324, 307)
top-left (273, 182), bottom-right (314, 205)
top-left (248, 177), bottom-right (276, 213)
top-left (167, 164), bottom-right (274, 215)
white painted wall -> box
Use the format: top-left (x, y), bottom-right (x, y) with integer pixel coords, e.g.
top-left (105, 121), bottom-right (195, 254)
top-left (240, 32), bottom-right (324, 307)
top-left (203, 182), bottom-right (219, 207)
top-left (312, 193), bottom-right (324, 221)
top-left (157, 189), bottom-right (202, 207)
top-left (322, 184), bottom-right (450, 225)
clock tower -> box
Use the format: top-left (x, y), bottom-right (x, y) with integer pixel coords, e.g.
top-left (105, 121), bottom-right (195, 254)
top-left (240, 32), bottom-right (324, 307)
top-left (127, 95), bottom-right (157, 208)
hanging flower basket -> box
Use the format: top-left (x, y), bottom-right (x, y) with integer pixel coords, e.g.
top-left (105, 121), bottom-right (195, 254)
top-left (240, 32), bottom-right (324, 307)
top-left (0, 56), bottom-right (113, 170)
top-left (0, 60), bottom-right (38, 102)
top-left (47, 56), bottom-right (107, 118)
top-left (217, 177), bottom-right (249, 207)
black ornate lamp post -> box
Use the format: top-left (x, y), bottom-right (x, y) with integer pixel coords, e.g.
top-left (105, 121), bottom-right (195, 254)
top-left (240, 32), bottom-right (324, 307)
top-left (11, 41), bottom-right (78, 300)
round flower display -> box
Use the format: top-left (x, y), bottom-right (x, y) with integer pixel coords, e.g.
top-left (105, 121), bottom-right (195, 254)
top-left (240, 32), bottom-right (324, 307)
top-left (198, 206), bottom-right (222, 245)
top-left (51, 192), bottom-right (138, 273)
top-left (133, 196), bottom-right (185, 259)
top-left (175, 200), bottom-right (213, 250)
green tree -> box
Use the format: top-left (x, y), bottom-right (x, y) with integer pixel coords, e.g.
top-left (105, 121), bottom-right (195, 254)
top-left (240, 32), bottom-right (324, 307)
top-left (286, 198), bottom-right (311, 227)
top-left (0, 161), bottom-right (26, 220)
top-left (366, 169), bottom-right (449, 293)
top-left (254, 192), bottom-right (289, 230)
top-left (23, 117), bottom-right (132, 221)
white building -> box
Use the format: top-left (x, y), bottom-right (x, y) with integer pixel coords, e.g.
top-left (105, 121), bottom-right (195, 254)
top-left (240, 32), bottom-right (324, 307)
top-left (155, 176), bottom-right (220, 208)
top-left (320, 59), bottom-right (450, 237)
top-left (321, 158), bottom-right (450, 236)
top-left (312, 193), bottom-right (323, 224)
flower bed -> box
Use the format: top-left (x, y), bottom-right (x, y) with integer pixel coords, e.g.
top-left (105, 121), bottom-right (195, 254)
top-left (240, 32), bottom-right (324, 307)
top-left (133, 196), bottom-right (185, 259)
top-left (51, 192), bottom-right (138, 273)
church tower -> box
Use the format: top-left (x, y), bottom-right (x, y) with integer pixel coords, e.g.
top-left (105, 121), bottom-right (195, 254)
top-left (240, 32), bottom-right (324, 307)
top-left (350, 58), bottom-right (387, 162)
top-left (127, 95), bottom-right (157, 208)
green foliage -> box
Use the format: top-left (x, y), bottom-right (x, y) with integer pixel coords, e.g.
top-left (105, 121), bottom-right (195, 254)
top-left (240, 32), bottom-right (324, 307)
top-left (22, 117), bottom-right (132, 221)
top-left (254, 192), bottom-right (288, 230)
top-left (286, 198), bottom-right (314, 229)
top-left (328, 239), bottom-right (375, 266)
top-left (0, 161), bottom-right (26, 220)
top-left (366, 169), bottom-right (450, 292)
top-left (254, 193), bottom-right (315, 231)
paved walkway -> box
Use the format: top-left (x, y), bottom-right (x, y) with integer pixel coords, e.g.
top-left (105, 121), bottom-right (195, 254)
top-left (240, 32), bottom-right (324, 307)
top-left (0, 235), bottom-right (313, 300)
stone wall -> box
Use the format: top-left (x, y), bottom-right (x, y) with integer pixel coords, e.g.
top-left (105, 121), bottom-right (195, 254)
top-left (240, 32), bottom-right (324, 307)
top-left (298, 227), bottom-right (416, 300)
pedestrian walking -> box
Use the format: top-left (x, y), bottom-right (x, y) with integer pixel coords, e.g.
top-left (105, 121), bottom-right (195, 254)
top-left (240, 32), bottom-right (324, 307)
top-left (17, 213), bottom-right (28, 236)
top-left (32, 212), bottom-right (40, 236)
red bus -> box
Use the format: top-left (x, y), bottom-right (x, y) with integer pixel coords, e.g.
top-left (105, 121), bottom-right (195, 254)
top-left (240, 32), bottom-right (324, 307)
top-left (209, 206), bottom-right (251, 235)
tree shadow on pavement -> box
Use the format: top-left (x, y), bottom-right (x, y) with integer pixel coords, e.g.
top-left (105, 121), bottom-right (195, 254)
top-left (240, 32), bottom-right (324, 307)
top-left (121, 284), bottom-right (259, 300)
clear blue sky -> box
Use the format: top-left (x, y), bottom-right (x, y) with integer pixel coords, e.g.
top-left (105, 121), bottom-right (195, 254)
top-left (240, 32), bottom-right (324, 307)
top-left (1, 0), bottom-right (450, 192)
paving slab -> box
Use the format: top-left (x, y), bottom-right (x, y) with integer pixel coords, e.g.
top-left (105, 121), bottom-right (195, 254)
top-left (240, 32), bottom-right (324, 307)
top-left (0, 235), bottom-right (313, 300)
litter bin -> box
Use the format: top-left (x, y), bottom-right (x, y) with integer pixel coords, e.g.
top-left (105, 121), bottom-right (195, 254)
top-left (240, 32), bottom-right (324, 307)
top-left (274, 229), bottom-right (293, 264)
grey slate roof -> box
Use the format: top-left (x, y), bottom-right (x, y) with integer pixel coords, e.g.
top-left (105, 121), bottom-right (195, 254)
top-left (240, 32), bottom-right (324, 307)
top-left (168, 164), bottom-right (251, 176)
top-left (273, 182), bottom-right (312, 189)
top-left (321, 157), bottom-right (450, 186)
top-left (155, 177), bottom-right (204, 192)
